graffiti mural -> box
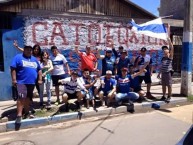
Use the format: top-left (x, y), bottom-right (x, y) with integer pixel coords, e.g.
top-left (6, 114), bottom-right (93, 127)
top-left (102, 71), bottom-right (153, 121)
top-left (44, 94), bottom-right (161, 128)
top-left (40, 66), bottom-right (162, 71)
top-left (23, 17), bottom-right (167, 72)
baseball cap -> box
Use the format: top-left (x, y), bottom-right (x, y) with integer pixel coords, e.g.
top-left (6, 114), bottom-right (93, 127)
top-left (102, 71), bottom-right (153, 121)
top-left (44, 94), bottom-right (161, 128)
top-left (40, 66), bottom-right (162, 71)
top-left (71, 71), bottom-right (78, 76)
top-left (121, 49), bottom-right (127, 53)
top-left (106, 47), bottom-right (112, 53)
top-left (121, 67), bottom-right (128, 71)
top-left (162, 45), bottom-right (169, 50)
top-left (106, 70), bottom-right (112, 75)
top-left (140, 47), bottom-right (147, 52)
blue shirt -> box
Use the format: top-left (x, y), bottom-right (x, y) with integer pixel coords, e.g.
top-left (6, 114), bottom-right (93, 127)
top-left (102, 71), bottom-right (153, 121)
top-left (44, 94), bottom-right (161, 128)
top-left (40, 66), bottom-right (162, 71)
top-left (101, 77), bottom-right (116, 93)
top-left (102, 56), bottom-right (116, 75)
top-left (116, 75), bottom-right (132, 93)
top-left (10, 54), bottom-right (41, 84)
top-left (116, 57), bottom-right (130, 75)
top-left (130, 75), bottom-right (140, 89)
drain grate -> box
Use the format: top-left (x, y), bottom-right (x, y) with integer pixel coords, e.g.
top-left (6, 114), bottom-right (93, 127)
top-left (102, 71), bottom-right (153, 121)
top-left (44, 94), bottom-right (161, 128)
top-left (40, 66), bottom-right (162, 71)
top-left (4, 140), bottom-right (35, 145)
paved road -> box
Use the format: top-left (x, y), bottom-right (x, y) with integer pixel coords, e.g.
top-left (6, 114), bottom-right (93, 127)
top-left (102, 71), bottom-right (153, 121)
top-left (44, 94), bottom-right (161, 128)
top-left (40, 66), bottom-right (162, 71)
top-left (0, 105), bottom-right (192, 145)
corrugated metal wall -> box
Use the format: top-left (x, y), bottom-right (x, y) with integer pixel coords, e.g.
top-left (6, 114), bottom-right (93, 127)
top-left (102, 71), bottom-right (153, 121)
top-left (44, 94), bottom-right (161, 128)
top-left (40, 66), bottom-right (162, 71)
top-left (0, 0), bottom-right (154, 18)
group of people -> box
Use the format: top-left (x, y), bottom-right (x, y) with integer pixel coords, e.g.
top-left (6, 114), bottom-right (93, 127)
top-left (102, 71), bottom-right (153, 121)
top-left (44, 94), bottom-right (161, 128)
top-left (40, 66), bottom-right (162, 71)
top-left (10, 38), bottom-right (174, 124)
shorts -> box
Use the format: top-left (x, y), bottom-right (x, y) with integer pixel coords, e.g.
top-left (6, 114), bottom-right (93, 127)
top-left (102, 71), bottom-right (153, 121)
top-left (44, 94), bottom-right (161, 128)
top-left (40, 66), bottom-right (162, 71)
top-left (66, 92), bottom-right (79, 99)
top-left (52, 74), bottom-right (67, 86)
top-left (161, 72), bottom-right (172, 86)
top-left (17, 84), bottom-right (35, 101)
top-left (138, 74), bottom-right (152, 84)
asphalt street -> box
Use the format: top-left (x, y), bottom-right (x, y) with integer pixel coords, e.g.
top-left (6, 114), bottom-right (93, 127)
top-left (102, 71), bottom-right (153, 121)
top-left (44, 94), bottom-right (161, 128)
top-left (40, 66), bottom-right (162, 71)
top-left (0, 105), bottom-right (192, 145)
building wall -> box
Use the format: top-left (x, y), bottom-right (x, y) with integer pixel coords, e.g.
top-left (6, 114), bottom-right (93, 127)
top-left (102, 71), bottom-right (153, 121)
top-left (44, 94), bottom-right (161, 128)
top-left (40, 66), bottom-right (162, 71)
top-left (0, 0), bottom-right (155, 19)
top-left (159, 0), bottom-right (185, 20)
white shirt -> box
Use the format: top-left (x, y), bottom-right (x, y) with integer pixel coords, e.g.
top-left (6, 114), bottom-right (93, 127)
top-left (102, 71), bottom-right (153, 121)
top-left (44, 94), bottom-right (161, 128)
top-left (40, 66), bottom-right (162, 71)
top-left (50, 53), bottom-right (67, 75)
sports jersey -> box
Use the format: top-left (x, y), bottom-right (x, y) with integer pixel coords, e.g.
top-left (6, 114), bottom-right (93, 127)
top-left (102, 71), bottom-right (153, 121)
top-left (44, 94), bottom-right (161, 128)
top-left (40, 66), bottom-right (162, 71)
top-left (116, 75), bottom-right (132, 93)
top-left (60, 77), bottom-right (86, 94)
top-left (102, 56), bottom-right (116, 75)
top-left (101, 77), bottom-right (116, 93)
top-left (135, 54), bottom-right (152, 76)
top-left (50, 53), bottom-right (67, 75)
top-left (116, 57), bottom-right (130, 75)
top-left (79, 52), bottom-right (97, 71)
top-left (10, 54), bottom-right (41, 84)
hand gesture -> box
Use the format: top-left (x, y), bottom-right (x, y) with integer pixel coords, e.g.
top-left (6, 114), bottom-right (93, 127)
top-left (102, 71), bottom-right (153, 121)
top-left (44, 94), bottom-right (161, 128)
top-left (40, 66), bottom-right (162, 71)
top-left (13, 40), bottom-right (18, 47)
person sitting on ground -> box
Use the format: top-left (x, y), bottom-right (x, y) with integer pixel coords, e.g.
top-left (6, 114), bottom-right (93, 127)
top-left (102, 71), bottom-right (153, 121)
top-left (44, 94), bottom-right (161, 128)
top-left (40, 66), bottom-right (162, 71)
top-left (79, 69), bottom-right (97, 109)
top-left (115, 67), bottom-right (146, 105)
top-left (98, 70), bottom-right (117, 107)
top-left (157, 38), bottom-right (174, 103)
top-left (58, 71), bottom-right (88, 111)
top-left (129, 64), bottom-right (145, 102)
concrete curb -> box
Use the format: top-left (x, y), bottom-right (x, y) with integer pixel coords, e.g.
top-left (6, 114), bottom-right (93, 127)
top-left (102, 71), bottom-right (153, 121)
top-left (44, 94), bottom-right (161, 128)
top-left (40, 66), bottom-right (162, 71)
top-left (0, 97), bottom-right (188, 132)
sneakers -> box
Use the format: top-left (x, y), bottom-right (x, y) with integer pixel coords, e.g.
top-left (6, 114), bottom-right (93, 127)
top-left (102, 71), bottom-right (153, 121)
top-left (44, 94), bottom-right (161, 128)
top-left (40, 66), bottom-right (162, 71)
top-left (165, 96), bottom-right (171, 103)
top-left (46, 103), bottom-right (52, 109)
top-left (15, 116), bottom-right (22, 124)
top-left (160, 96), bottom-right (171, 103)
top-left (160, 96), bottom-right (167, 101)
top-left (146, 92), bottom-right (156, 99)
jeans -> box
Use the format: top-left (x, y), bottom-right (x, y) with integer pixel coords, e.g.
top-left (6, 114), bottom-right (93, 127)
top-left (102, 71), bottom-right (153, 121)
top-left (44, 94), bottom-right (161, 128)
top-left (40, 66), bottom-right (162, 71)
top-left (115, 92), bottom-right (139, 102)
top-left (39, 80), bottom-right (52, 103)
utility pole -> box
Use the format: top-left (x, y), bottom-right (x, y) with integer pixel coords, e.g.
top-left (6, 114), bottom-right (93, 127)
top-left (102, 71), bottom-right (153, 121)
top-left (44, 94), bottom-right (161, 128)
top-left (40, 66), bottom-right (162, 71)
top-left (181, 0), bottom-right (193, 96)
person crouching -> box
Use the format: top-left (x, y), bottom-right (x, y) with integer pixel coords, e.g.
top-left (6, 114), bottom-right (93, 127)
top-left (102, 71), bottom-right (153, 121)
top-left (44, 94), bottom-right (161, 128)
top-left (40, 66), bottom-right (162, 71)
top-left (58, 71), bottom-right (88, 111)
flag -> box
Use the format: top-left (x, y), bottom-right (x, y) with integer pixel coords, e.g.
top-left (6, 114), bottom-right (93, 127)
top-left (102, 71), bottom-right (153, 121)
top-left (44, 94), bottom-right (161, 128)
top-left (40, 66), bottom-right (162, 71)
top-left (129, 18), bottom-right (168, 40)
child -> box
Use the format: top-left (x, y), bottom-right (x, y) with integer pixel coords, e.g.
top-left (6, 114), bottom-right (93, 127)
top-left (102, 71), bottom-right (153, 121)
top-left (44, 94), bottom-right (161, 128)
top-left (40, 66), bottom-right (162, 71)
top-left (39, 51), bottom-right (53, 108)
top-left (85, 75), bottom-right (96, 109)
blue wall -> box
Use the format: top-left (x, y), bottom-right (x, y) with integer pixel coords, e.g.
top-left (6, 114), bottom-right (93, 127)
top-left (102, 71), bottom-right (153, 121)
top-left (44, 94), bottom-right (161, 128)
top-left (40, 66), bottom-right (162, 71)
top-left (0, 17), bottom-right (24, 101)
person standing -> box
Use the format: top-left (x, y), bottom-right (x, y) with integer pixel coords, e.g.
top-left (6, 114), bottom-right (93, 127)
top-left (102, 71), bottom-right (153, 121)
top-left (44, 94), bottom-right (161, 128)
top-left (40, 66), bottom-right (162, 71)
top-left (134, 47), bottom-right (154, 99)
top-left (157, 38), bottom-right (174, 103)
top-left (50, 46), bottom-right (70, 105)
top-left (13, 41), bottom-right (42, 96)
top-left (97, 47), bottom-right (116, 75)
top-left (10, 46), bottom-right (42, 125)
top-left (115, 49), bottom-right (131, 76)
top-left (75, 44), bottom-right (98, 72)
top-left (39, 51), bottom-right (53, 108)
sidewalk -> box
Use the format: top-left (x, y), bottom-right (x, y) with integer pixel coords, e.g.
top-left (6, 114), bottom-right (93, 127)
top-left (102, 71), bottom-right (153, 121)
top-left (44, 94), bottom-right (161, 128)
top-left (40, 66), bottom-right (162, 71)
top-left (0, 83), bottom-right (190, 133)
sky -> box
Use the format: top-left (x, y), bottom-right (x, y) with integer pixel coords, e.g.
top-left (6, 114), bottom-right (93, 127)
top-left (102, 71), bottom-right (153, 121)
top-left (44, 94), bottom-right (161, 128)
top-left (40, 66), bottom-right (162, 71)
top-left (130, 0), bottom-right (160, 16)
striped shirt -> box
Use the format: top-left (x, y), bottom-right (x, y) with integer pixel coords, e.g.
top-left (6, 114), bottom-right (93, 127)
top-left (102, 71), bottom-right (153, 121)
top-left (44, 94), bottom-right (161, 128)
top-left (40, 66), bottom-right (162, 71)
top-left (161, 57), bottom-right (173, 73)
top-left (60, 77), bottom-right (86, 94)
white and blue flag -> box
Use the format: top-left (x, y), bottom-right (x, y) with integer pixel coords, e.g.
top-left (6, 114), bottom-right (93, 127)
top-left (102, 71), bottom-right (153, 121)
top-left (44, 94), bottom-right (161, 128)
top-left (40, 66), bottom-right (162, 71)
top-left (129, 18), bottom-right (168, 40)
